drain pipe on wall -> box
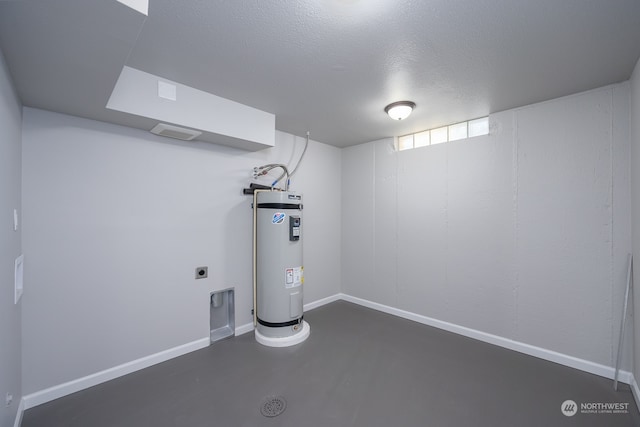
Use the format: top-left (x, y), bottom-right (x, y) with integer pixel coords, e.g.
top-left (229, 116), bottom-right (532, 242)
top-left (288, 131), bottom-right (309, 180)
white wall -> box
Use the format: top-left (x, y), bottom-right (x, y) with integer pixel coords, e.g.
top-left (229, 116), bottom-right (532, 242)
top-left (0, 49), bottom-right (22, 427)
top-left (21, 108), bottom-right (341, 395)
top-left (342, 83), bottom-right (632, 369)
top-left (631, 57), bottom-right (640, 386)
top-left (15, 65), bottom-right (640, 406)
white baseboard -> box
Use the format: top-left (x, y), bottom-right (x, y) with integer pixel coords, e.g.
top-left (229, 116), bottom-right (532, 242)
top-left (22, 337), bottom-right (210, 410)
top-left (340, 293), bottom-right (635, 385)
top-left (304, 293), bottom-right (342, 312)
top-left (235, 322), bottom-right (254, 336)
top-left (631, 375), bottom-right (640, 407)
top-left (23, 294), bottom-right (342, 410)
top-left (13, 397), bottom-right (24, 427)
top-left (23, 292), bottom-right (636, 414)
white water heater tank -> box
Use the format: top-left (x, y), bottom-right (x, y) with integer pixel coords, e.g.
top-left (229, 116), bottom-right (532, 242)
top-left (255, 191), bottom-right (310, 347)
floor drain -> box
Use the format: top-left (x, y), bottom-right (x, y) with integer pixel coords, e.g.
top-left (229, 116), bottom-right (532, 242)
top-left (260, 396), bottom-right (287, 417)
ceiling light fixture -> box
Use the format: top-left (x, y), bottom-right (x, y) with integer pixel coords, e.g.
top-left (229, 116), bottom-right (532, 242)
top-left (385, 101), bottom-right (416, 120)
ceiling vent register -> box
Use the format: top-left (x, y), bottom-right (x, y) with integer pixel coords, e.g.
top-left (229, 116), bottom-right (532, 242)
top-left (150, 123), bottom-right (202, 141)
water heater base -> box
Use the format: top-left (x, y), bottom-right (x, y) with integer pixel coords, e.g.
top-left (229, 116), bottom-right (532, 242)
top-left (255, 321), bottom-right (310, 347)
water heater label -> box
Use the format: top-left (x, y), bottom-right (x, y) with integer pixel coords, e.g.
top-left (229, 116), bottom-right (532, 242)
top-left (285, 266), bottom-right (303, 288)
top-left (272, 212), bottom-right (286, 224)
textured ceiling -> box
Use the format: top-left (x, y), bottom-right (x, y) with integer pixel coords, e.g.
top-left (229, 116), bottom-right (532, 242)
top-left (1, 0), bottom-right (640, 147)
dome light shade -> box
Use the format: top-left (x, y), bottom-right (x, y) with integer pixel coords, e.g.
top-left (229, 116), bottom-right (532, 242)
top-left (385, 101), bottom-right (416, 120)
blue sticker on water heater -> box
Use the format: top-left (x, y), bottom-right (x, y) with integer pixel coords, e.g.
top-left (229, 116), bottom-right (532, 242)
top-left (272, 212), bottom-right (286, 224)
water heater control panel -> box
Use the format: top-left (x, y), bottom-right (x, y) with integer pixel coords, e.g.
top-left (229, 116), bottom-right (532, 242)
top-left (289, 216), bottom-right (301, 241)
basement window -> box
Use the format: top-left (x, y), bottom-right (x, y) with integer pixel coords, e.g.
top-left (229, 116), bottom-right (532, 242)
top-left (448, 122), bottom-right (467, 141)
top-left (396, 117), bottom-right (489, 151)
top-left (398, 134), bottom-right (414, 151)
top-left (430, 127), bottom-right (448, 145)
top-left (468, 117), bottom-right (489, 137)
top-left (414, 130), bottom-right (430, 148)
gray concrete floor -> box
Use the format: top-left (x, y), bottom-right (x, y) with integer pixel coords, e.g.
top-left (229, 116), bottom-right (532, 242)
top-left (22, 301), bottom-right (639, 426)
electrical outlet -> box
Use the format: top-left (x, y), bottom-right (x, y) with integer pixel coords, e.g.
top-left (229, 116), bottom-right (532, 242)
top-left (5, 393), bottom-right (12, 407)
top-left (195, 266), bottom-right (208, 279)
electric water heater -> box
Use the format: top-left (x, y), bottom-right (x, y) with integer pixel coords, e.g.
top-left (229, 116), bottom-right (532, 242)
top-left (254, 191), bottom-right (310, 347)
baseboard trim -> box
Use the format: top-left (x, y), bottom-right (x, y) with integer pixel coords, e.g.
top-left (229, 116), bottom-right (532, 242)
top-left (23, 294), bottom-right (342, 410)
top-left (24, 293), bottom-right (634, 413)
top-left (13, 397), bottom-right (24, 427)
top-left (22, 337), bottom-right (210, 410)
top-left (304, 293), bottom-right (342, 312)
top-left (631, 375), bottom-right (640, 408)
top-left (340, 293), bottom-right (634, 385)
top-left (235, 322), bottom-right (254, 336)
